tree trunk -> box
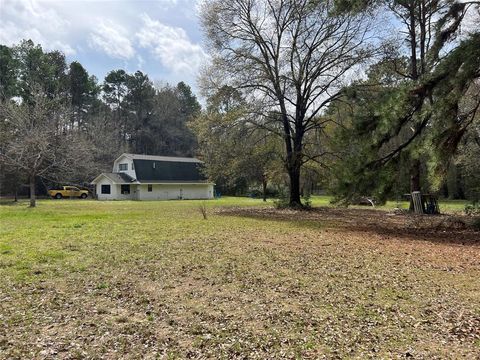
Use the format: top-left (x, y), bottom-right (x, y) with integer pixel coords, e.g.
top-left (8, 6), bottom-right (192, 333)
top-left (262, 176), bottom-right (267, 202)
top-left (409, 159), bottom-right (421, 212)
top-left (288, 163), bottom-right (301, 207)
top-left (29, 175), bottom-right (36, 208)
top-left (410, 159), bottom-right (421, 192)
top-left (409, 3), bottom-right (418, 80)
top-left (418, 0), bottom-right (426, 75)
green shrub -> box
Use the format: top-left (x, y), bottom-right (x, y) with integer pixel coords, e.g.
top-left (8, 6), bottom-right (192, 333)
top-left (302, 193), bottom-right (312, 209)
top-left (273, 190), bottom-right (290, 209)
top-left (464, 201), bottom-right (480, 216)
top-left (273, 191), bottom-right (312, 210)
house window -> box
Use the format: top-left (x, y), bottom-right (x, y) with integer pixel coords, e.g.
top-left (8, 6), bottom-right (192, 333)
top-left (101, 185), bottom-right (111, 194)
top-left (121, 184), bottom-right (130, 194)
top-left (148, 184), bottom-right (152, 192)
top-left (119, 163), bottom-right (128, 171)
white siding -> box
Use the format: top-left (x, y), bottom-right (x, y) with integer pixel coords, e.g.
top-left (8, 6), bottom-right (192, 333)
top-left (115, 184), bottom-right (138, 200)
top-left (113, 155), bottom-right (136, 179)
top-left (96, 177), bottom-right (139, 200)
top-left (137, 184), bottom-right (214, 200)
top-left (96, 182), bottom-right (212, 200)
top-left (96, 177), bottom-right (117, 200)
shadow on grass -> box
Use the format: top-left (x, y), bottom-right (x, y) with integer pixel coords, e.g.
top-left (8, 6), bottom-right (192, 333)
top-left (0, 199), bottom-right (28, 206)
top-left (218, 206), bottom-right (480, 247)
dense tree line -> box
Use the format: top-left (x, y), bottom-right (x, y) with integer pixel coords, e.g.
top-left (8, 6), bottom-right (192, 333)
top-left (195, 0), bottom-right (479, 206)
top-left (326, 0), bottom-right (480, 204)
top-left (190, 86), bottom-right (285, 200)
top-left (199, 0), bottom-right (374, 206)
top-left (0, 40), bottom-right (200, 206)
top-left (1, 1), bottom-right (478, 208)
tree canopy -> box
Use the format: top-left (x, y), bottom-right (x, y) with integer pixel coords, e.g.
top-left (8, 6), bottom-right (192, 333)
top-left (200, 0), bottom-right (375, 206)
top-left (1, 1), bottom-right (479, 208)
top-left (0, 40), bottom-right (201, 206)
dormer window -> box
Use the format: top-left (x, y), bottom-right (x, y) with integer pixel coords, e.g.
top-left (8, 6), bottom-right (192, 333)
top-left (119, 163), bottom-right (128, 171)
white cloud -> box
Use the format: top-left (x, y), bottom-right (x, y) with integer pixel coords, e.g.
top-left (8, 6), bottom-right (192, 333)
top-left (136, 14), bottom-right (208, 75)
top-left (0, 0), bottom-right (206, 89)
top-left (156, 0), bottom-right (179, 6)
top-left (0, 0), bottom-right (76, 54)
top-left (462, 4), bottom-right (480, 36)
top-left (88, 19), bottom-right (135, 60)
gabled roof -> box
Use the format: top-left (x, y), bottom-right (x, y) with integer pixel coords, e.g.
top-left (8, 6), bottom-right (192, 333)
top-left (91, 172), bottom-right (137, 184)
top-left (133, 159), bottom-right (207, 182)
top-left (115, 153), bottom-right (203, 164)
top-left (93, 154), bottom-right (210, 184)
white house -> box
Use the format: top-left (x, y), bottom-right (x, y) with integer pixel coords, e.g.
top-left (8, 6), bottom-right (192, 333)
top-left (91, 153), bottom-right (214, 200)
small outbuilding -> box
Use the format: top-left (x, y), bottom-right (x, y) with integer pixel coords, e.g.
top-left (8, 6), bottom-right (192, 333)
top-left (91, 153), bottom-right (214, 200)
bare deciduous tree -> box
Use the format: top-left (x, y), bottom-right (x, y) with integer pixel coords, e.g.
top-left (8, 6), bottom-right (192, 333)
top-left (0, 90), bottom-right (93, 207)
top-left (200, 0), bottom-right (374, 206)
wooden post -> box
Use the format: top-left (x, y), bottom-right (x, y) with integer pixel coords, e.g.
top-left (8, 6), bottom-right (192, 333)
top-left (411, 191), bottom-right (423, 214)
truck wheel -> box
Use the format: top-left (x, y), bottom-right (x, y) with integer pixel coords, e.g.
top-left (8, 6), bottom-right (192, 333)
top-left (80, 193), bottom-right (88, 199)
top-left (55, 193), bottom-right (62, 199)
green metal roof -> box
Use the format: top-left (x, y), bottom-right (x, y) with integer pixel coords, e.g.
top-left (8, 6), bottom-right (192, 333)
top-left (133, 159), bottom-right (207, 182)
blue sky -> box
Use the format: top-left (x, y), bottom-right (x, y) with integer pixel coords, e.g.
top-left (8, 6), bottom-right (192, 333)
top-left (1, 0), bottom-right (478, 96)
top-left (0, 0), bottom-right (207, 92)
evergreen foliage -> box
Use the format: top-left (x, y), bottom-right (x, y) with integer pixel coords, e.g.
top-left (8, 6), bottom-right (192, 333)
top-left (0, 40), bottom-right (201, 200)
top-left (327, 1), bottom-right (480, 204)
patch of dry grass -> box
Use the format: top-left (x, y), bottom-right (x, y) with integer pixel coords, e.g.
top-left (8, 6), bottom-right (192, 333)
top-left (0, 199), bottom-right (479, 358)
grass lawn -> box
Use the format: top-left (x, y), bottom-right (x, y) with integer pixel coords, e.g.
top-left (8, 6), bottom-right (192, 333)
top-left (309, 195), bottom-right (469, 213)
top-left (0, 197), bottom-right (478, 358)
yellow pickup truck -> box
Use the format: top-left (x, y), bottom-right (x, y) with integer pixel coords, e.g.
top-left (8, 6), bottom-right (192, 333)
top-left (48, 186), bottom-right (89, 199)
